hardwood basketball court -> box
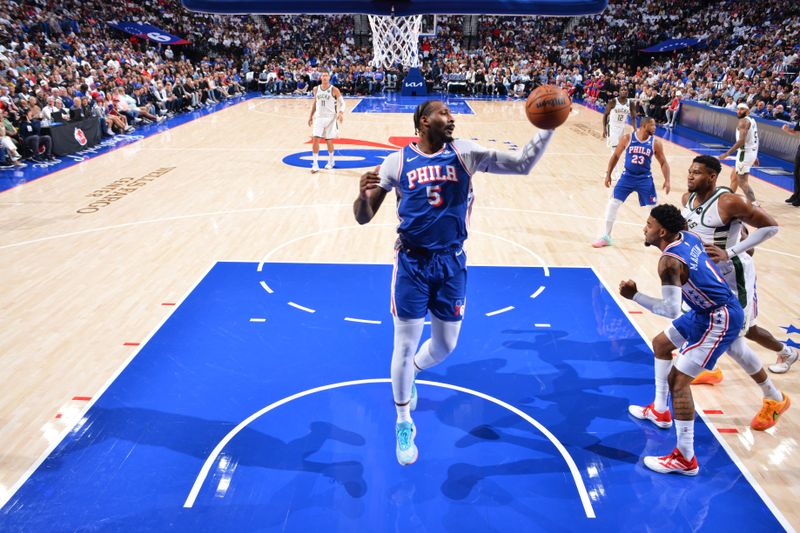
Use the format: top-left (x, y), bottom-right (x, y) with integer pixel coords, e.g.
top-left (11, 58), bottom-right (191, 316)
top-left (1, 96), bottom-right (798, 528)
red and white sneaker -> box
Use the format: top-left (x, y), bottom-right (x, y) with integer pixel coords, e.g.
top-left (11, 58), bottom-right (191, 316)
top-left (644, 448), bottom-right (699, 476)
top-left (628, 402), bottom-right (673, 429)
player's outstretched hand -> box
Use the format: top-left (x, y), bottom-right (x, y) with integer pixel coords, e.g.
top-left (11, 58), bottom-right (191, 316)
top-left (703, 243), bottom-right (728, 262)
top-left (359, 168), bottom-right (381, 200)
top-left (619, 279), bottom-right (637, 299)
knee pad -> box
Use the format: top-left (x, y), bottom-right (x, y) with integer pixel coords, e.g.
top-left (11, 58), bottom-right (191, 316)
top-left (726, 337), bottom-right (762, 375)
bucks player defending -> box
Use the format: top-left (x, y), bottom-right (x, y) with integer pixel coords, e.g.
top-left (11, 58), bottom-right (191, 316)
top-left (353, 100), bottom-right (555, 465)
top-left (683, 155), bottom-right (798, 384)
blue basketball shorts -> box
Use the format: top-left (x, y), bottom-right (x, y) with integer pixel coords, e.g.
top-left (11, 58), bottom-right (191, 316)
top-left (613, 173), bottom-right (657, 206)
top-left (667, 303), bottom-right (744, 370)
top-left (391, 247), bottom-right (467, 322)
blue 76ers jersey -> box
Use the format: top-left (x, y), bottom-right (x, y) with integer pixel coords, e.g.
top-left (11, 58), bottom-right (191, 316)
top-left (662, 231), bottom-right (738, 313)
top-left (623, 132), bottom-right (654, 178)
top-left (393, 143), bottom-right (473, 250)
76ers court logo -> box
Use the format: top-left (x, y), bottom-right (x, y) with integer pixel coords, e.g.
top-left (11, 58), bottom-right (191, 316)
top-left (74, 128), bottom-right (88, 146)
top-left (282, 136), bottom-right (419, 170)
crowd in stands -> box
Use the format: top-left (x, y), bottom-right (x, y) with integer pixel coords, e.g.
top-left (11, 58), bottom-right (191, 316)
top-left (1, 0), bottom-right (798, 167)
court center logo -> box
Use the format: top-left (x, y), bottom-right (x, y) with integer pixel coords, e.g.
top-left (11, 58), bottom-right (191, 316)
top-left (282, 136), bottom-right (418, 170)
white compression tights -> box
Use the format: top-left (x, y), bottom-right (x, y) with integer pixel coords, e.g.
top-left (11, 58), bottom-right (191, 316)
top-left (390, 315), bottom-right (463, 406)
top-left (603, 198), bottom-right (623, 236)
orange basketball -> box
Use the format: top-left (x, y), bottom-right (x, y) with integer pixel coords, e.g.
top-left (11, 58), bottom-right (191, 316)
top-left (525, 85), bottom-right (572, 129)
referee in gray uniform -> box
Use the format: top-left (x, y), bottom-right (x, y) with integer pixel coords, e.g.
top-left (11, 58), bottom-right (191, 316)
top-left (783, 120), bottom-right (800, 207)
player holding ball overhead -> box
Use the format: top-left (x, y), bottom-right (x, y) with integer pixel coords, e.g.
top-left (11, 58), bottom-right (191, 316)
top-left (353, 97), bottom-right (564, 466)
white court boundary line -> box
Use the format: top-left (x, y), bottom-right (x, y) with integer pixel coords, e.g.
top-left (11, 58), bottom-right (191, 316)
top-left (0, 262), bottom-right (219, 511)
top-left (589, 266), bottom-right (795, 533)
top-left (344, 317), bottom-right (382, 325)
top-left (287, 301), bottom-right (315, 313)
top-left (486, 306), bottom-right (515, 317)
top-left (182, 377), bottom-right (596, 519)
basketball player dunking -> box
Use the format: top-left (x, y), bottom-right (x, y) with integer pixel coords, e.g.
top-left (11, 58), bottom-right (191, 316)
top-left (592, 117), bottom-right (670, 248)
top-left (602, 86), bottom-right (637, 181)
top-left (307, 72), bottom-right (345, 173)
top-left (720, 102), bottom-right (759, 203)
top-left (354, 100), bottom-right (555, 465)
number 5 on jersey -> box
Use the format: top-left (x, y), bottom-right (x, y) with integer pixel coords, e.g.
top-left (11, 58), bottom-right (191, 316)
top-left (427, 185), bottom-right (443, 207)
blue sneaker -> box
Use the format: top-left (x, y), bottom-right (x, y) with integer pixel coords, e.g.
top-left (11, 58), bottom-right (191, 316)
top-left (410, 380), bottom-right (417, 411)
top-left (395, 421), bottom-right (418, 466)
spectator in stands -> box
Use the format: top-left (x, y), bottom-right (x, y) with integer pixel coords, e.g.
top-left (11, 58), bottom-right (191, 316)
top-left (17, 107), bottom-right (54, 162)
top-left (70, 96), bottom-right (93, 122)
top-left (664, 91), bottom-right (682, 128)
top-left (0, 122), bottom-right (24, 167)
top-left (772, 104), bottom-right (792, 122)
top-left (752, 101), bottom-right (768, 118)
top-left (51, 98), bottom-right (69, 124)
top-left (41, 96), bottom-right (58, 128)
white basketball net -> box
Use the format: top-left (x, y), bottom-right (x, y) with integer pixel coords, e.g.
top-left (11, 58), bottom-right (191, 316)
top-left (368, 15), bottom-right (422, 69)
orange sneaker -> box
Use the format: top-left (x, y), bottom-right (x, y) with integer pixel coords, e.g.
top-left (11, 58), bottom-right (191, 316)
top-left (691, 367), bottom-right (723, 385)
top-left (644, 448), bottom-right (699, 476)
top-left (751, 393), bottom-right (791, 431)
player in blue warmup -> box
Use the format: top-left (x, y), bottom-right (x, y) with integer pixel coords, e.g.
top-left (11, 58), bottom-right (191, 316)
top-left (354, 100), bottom-right (555, 465)
top-left (593, 116), bottom-right (670, 247)
top-left (620, 204), bottom-right (744, 475)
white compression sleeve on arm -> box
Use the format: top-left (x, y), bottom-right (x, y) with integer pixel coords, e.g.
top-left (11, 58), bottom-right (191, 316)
top-left (726, 226), bottom-right (778, 258)
top-left (633, 285), bottom-right (682, 318)
top-left (337, 95), bottom-right (346, 113)
top-left (480, 130), bottom-right (554, 175)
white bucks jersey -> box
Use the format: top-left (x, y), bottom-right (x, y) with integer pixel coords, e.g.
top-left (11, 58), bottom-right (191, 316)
top-left (608, 98), bottom-right (630, 131)
top-left (735, 116), bottom-right (758, 154)
top-left (683, 187), bottom-right (743, 250)
top-left (683, 186), bottom-right (756, 329)
top-left (314, 85), bottom-right (336, 117)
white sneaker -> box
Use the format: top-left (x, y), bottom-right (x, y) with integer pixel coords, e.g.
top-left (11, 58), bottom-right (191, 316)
top-left (644, 448), bottom-right (699, 476)
top-left (311, 162), bottom-right (319, 174)
top-left (324, 160), bottom-right (334, 170)
top-left (769, 346), bottom-right (799, 374)
top-left (628, 403), bottom-right (673, 429)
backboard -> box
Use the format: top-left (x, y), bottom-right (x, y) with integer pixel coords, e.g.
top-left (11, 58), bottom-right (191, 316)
top-left (181, 0), bottom-right (608, 16)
